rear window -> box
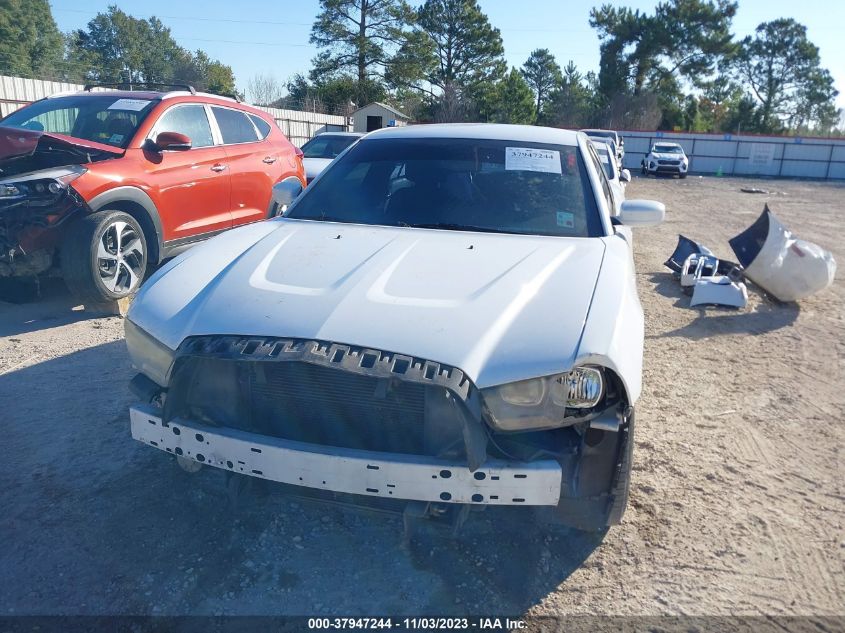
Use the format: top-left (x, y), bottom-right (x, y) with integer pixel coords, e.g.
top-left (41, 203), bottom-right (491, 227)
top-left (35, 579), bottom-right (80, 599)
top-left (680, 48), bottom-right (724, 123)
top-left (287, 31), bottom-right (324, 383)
top-left (287, 137), bottom-right (603, 238)
top-left (212, 107), bottom-right (258, 144)
top-left (249, 114), bottom-right (272, 139)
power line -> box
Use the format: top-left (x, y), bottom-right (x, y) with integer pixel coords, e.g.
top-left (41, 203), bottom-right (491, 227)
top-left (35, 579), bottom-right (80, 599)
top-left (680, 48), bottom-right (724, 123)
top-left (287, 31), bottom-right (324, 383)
top-left (52, 7), bottom-right (585, 33)
top-left (52, 7), bottom-right (312, 27)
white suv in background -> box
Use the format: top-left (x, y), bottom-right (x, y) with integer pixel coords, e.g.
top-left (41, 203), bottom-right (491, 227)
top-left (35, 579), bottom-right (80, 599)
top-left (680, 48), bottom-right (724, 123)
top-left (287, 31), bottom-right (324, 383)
top-left (641, 142), bottom-right (689, 178)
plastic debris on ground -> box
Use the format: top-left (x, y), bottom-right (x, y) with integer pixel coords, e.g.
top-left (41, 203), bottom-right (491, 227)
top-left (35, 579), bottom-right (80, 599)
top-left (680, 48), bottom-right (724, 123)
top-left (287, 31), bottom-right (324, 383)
top-left (729, 205), bottom-right (836, 302)
top-left (677, 253), bottom-right (748, 309)
top-left (665, 204), bottom-right (836, 308)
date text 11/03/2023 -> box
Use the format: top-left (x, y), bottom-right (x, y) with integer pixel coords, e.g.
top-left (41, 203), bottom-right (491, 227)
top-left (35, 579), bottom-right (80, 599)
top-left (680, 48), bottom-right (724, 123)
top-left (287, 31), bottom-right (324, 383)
top-left (307, 617), bottom-right (528, 630)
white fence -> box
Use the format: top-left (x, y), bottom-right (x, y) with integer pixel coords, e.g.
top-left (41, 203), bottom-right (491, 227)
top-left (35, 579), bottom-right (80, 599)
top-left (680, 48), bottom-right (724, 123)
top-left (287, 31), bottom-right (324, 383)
top-left (619, 129), bottom-right (845, 180)
top-left (0, 75), bottom-right (349, 146)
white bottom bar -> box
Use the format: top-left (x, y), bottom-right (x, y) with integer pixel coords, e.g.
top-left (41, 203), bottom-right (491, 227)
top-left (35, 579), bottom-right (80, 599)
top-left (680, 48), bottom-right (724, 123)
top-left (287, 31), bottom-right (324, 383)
top-left (130, 404), bottom-right (561, 506)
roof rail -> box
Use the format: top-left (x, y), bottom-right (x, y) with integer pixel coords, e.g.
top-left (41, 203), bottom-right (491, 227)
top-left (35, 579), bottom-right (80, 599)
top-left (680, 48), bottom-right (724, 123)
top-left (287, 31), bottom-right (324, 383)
top-left (83, 82), bottom-right (197, 95)
top-left (214, 91), bottom-right (241, 102)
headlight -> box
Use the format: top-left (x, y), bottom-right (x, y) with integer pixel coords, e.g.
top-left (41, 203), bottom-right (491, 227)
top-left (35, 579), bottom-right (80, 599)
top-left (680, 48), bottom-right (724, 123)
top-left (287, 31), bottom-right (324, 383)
top-left (124, 319), bottom-right (176, 387)
top-left (482, 366), bottom-right (605, 432)
top-left (0, 184), bottom-right (22, 198)
top-left (0, 167), bottom-right (86, 200)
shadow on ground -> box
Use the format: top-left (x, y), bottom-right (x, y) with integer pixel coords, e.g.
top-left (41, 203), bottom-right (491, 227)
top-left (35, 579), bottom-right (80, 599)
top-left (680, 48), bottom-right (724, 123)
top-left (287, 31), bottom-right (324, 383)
top-left (647, 272), bottom-right (800, 339)
top-left (1, 340), bottom-right (600, 616)
top-left (0, 279), bottom-right (94, 337)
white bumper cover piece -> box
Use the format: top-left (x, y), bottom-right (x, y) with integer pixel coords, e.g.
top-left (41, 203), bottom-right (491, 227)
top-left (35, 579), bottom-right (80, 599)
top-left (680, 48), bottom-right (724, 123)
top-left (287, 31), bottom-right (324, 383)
top-left (130, 405), bottom-right (562, 506)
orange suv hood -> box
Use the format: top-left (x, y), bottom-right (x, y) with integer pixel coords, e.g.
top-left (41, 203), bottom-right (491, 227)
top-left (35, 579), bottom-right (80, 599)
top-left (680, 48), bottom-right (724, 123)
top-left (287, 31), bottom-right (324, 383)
top-left (0, 126), bottom-right (125, 162)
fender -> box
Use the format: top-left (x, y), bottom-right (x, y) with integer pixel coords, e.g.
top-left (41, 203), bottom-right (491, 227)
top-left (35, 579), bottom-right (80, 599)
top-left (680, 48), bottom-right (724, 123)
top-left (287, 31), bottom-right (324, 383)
top-left (88, 186), bottom-right (164, 263)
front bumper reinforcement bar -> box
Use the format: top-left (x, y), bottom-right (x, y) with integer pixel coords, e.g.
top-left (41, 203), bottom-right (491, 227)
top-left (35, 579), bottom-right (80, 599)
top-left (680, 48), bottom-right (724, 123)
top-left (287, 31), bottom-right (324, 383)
top-left (130, 405), bottom-right (562, 506)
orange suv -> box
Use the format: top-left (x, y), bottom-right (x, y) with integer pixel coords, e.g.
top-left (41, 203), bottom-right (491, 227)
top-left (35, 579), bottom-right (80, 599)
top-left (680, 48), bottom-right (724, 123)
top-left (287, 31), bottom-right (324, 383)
top-left (0, 85), bottom-right (305, 303)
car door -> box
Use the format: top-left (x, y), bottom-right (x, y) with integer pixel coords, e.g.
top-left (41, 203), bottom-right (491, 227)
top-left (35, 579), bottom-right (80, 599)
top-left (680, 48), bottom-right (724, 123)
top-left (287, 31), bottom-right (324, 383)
top-left (144, 103), bottom-right (232, 242)
top-left (210, 106), bottom-right (280, 226)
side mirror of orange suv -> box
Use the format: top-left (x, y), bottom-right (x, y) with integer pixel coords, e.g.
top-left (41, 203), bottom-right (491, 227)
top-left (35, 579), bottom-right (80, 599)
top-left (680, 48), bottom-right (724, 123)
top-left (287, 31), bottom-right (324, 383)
top-left (153, 131), bottom-right (192, 152)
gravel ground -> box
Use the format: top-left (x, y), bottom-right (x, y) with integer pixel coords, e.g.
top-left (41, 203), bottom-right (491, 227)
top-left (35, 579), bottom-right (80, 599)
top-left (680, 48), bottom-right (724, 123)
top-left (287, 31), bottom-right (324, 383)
top-left (1, 175), bottom-right (843, 624)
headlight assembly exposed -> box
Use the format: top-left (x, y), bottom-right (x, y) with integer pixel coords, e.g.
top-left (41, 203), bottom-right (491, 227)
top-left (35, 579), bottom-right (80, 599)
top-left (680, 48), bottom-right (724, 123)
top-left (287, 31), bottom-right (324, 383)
top-left (0, 166), bottom-right (86, 201)
top-left (124, 319), bottom-right (176, 387)
top-left (482, 366), bottom-right (605, 432)
top-left (0, 184), bottom-right (22, 198)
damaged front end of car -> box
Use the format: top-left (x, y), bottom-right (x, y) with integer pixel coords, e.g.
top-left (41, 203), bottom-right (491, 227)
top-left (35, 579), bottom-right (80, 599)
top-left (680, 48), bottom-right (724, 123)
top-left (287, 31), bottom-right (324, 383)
top-left (0, 165), bottom-right (89, 277)
top-left (128, 333), bottom-right (634, 532)
top-left (0, 126), bottom-right (124, 279)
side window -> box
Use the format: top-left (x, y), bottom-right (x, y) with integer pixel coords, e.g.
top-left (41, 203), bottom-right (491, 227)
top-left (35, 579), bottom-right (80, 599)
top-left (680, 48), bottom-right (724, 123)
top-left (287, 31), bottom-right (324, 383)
top-left (587, 145), bottom-right (614, 212)
top-left (154, 105), bottom-right (214, 148)
top-left (249, 114), bottom-right (272, 139)
top-left (212, 107), bottom-right (259, 144)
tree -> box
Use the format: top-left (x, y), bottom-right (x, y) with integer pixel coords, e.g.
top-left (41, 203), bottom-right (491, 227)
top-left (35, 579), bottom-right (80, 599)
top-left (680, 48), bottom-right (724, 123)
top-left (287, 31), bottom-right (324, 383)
top-left (278, 73), bottom-right (384, 114)
top-left (485, 68), bottom-right (535, 124)
top-left (521, 49), bottom-right (561, 122)
top-left (546, 62), bottom-right (597, 128)
top-left (247, 74), bottom-right (284, 106)
top-left (0, 0), bottom-right (63, 77)
top-left (697, 74), bottom-right (745, 132)
top-left (734, 19), bottom-right (839, 132)
top-left (417, 0), bottom-right (505, 91)
top-left (590, 0), bottom-right (737, 98)
top-left (66, 7), bottom-right (236, 95)
top-left (309, 0), bottom-right (414, 104)
top-left (392, 0), bottom-right (506, 120)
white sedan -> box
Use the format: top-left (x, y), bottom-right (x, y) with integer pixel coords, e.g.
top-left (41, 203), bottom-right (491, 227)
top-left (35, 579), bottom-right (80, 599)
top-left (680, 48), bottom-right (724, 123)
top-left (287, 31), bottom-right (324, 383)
top-left (641, 141), bottom-right (689, 178)
top-left (125, 125), bottom-right (664, 532)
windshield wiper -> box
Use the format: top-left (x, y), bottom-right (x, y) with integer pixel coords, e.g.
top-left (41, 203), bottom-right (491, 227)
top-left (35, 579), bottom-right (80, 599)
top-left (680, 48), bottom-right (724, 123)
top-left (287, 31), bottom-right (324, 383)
top-left (405, 222), bottom-right (510, 234)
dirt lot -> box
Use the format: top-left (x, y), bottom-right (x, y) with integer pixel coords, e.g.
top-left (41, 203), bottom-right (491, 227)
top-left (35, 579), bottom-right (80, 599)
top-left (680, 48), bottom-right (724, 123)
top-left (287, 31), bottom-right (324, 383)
top-left (1, 175), bottom-right (843, 624)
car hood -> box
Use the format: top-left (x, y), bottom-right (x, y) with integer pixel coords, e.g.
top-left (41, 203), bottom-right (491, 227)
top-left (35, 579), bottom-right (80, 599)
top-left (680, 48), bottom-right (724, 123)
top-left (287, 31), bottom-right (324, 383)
top-left (130, 220), bottom-right (607, 388)
top-left (302, 157), bottom-right (333, 181)
top-left (651, 152), bottom-right (684, 160)
top-left (0, 126), bottom-right (124, 162)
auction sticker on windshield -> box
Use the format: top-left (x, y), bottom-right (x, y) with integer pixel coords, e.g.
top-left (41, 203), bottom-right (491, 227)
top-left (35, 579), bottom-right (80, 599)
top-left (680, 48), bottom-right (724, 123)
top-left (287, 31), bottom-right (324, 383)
top-left (108, 98), bottom-right (151, 111)
top-left (505, 147), bottom-right (561, 174)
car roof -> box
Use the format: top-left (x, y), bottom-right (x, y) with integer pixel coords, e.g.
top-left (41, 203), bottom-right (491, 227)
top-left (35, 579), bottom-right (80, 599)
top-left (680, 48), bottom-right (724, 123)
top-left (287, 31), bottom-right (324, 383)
top-left (313, 131), bottom-right (364, 137)
top-left (47, 90), bottom-right (164, 100)
top-left (366, 123), bottom-right (581, 146)
top-left (50, 89), bottom-right (242, 104)
top-left (653, 141), bottom-right (682, 147)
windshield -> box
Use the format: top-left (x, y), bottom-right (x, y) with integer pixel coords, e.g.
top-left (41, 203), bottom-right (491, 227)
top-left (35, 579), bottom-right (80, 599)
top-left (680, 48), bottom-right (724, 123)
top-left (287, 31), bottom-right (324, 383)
top-left (301, 134), bottom-right (359, 159)
top-left (654, 144), bottom-right (683, 154)
top-left (0, 95), bottom-right (158, 148)
top-left (287, 137), bottom-right (603, 238)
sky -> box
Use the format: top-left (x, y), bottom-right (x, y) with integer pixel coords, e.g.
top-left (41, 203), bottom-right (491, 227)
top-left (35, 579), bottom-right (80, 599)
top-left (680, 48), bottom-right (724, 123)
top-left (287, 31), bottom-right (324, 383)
top-left (49, 0), bottom-right (845, 109)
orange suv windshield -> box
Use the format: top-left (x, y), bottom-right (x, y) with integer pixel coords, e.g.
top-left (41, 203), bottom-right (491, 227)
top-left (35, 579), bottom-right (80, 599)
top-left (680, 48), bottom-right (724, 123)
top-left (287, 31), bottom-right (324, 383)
top-left (1, 95), bottom-right (159, 148)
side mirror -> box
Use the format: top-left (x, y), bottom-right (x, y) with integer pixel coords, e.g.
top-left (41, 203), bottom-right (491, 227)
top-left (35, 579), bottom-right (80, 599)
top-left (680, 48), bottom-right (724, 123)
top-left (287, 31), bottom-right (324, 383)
top-left (619, 169), bottom-right (631, 183)
top-left (271, 179), bottom-right (303, 215)
top-left (619, 199), bottom-right (664, 227)
top-left (154, 131), bottom-right (191, 151)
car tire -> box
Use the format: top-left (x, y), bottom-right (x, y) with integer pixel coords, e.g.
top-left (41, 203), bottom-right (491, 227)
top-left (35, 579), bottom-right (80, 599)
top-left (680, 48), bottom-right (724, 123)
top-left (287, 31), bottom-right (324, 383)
top-left (679, 173), bottom-right (687, 179)
top-left (61, 210), bottom-right (148, 304)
